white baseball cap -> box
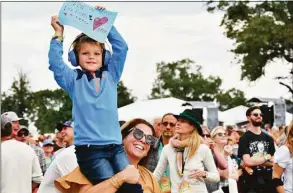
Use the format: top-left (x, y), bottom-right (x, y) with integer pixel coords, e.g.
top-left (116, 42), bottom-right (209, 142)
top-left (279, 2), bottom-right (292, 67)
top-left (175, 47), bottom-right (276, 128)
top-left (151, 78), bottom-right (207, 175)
top-left (1, 111), bottom-right (23, 121)
top-left (1, 114), bottom-right (12, 130)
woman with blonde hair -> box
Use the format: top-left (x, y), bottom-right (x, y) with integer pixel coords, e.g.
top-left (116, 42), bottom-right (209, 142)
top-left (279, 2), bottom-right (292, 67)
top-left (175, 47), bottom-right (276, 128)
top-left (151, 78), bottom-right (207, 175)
top-left (210, 126), bottom-right (239, 193)
top-left (153, 109), bottom-right (219, 193)
top-left (272, 121), bottom-right (293, 193)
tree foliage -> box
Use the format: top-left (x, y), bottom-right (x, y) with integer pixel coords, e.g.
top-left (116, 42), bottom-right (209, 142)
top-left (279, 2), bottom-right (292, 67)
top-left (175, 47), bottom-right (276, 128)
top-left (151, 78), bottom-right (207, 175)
top-left (117, 81), bottom-right (136, 108)
top-left (150, 58), bottom-right (247, 110)
top-left (1, 71), bottom-right (32, 125)
top-left (207, 1), bottom-right (293, 94)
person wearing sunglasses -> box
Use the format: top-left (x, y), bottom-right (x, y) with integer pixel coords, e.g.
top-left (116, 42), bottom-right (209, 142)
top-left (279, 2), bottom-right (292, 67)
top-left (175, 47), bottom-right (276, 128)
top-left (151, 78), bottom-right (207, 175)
top-left (238, 106), bottom-right (275, 193)
top-left (54, 118), bottom-right (161, 193)
top-left (153, 109), bottom-right (219, 193)
top-left (209, 126), bottom-right (239, 193)
top-left (15, 125), bottom-right (47, 176)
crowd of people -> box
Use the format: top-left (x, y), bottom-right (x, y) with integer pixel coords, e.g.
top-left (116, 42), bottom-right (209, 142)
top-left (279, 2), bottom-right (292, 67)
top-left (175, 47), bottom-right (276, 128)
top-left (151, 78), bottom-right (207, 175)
top-left (1, 106), bottom-right (292, 193)
top-left (1, 4), bottom-right (292, 193)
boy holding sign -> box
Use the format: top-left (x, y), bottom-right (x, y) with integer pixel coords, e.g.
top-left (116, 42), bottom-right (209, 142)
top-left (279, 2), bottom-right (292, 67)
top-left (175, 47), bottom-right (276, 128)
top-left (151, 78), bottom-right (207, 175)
top-left (49, 5), bottom-right (143, 193)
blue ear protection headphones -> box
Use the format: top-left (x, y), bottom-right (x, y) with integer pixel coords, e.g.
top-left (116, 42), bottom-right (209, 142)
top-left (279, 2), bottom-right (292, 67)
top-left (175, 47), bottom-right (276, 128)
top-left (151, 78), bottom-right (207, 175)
top-left (68, 33), bottom-right (111, 67)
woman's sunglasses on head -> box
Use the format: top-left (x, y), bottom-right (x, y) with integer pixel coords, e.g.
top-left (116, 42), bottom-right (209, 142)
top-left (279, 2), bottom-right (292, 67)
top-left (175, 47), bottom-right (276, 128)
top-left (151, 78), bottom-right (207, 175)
top-left (130, 127), bottom-right (157, 146)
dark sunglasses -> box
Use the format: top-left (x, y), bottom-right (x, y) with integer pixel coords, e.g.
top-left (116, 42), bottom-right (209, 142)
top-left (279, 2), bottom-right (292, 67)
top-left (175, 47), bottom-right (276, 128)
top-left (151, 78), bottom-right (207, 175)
top-left (203, 134), bottom-right (211, 138)
top-left (130, 128), bottom-right (157, 146)
top-left (17, 132), bottom-right (29, 137)
top-left (161, 121), bottom-right (176, 127)
top-left (216, 133), bottom-right (227, 137)
top-left (252, 113), bottom-right (263, 117)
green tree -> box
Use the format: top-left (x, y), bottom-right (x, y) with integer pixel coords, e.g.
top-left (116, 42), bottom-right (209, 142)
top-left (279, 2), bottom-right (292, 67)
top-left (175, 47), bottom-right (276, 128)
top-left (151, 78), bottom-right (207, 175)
top-left (150, 58), bottom-right (247, 110)
top-left (207, 1), bottom-right (293, 95)
top-left (117, 81), bottom-right (136, 108)
top-left (31, 89), bottom-right (72, 134)
top-left (1, 70), bottom-right (32, 125)
top-left (216, 88), bottom-right (247, 111)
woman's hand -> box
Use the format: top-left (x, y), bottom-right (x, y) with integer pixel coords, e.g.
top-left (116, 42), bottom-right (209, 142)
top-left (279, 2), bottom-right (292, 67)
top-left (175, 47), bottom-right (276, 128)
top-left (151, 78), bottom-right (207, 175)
top-left (119, 165), bottom-right (140, 184)
top-left (189, 169), bottom-right (206, 179)
top-left (51, 16), bottom-right (64, 36)
top-left (224, 145), bottom-right (233, 156)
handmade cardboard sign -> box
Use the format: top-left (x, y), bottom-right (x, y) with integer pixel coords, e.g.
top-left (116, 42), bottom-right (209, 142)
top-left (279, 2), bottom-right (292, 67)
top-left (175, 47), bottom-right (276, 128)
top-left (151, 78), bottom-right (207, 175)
top-left (59, 1), bottom-right (117, 43)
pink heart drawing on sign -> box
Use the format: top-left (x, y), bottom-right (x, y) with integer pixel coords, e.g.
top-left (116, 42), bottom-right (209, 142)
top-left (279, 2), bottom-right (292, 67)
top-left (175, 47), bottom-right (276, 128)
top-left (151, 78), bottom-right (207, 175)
top-left (93, 17), bottom-right (108, 31)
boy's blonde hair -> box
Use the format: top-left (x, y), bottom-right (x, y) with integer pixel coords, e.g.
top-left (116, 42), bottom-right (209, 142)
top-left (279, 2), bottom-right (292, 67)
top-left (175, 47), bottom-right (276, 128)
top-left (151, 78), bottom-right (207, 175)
top-left (73, 34), bottom-right (105, 53)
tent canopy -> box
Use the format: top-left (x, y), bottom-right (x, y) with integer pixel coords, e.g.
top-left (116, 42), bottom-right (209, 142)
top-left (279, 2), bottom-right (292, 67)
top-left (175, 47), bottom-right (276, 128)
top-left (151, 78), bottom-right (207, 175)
top-left (219, 105), bottom-right (248, 126)
top-left (118, 97), bottom-right (187, 122)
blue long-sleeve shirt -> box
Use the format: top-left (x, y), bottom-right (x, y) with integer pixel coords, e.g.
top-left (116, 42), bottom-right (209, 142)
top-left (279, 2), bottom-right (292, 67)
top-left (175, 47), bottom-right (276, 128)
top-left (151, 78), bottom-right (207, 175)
top-left (48, 26), bottom-right (128, 146)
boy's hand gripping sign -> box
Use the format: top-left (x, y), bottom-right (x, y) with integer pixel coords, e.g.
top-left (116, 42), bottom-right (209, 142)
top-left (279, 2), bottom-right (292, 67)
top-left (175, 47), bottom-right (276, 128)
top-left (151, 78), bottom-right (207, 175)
top-left (58, 1), bottom-right (117, 43)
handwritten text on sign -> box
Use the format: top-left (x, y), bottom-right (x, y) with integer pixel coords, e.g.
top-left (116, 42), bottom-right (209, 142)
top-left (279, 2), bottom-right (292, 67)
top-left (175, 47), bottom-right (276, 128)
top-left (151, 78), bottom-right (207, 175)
top-left (58, 1), bottom-right (117, 43)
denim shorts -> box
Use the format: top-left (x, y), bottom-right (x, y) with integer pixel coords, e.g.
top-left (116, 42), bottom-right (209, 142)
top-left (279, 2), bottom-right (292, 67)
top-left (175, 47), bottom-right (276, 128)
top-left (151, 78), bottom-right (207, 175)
top-left (75, 144), bottom-right (130, 184)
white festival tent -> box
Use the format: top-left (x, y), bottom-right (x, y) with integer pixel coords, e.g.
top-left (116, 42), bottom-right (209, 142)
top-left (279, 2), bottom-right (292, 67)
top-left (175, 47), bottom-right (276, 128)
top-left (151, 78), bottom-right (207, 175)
top-left (218, 105), bottom-right (249, 126)
top-left (118, 97), bottom-right (187, 123)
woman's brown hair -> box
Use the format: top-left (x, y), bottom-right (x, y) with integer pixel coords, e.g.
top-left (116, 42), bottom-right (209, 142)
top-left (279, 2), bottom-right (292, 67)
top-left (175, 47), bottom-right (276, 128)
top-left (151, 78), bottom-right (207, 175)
top-left (121, 118), bottom-right (156, 167)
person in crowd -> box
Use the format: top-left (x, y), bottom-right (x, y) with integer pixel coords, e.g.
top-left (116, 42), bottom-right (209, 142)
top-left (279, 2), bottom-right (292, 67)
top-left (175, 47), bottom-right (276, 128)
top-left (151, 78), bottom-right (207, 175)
top-left (1, 111), bottom-right (23, 138)
top-left (146, 113), bottom-right (177, 192)
top-left (202, 125), bottom-right (233, 193)
top-left (153, 109), bottom-right (219, 192)
top-left (238, 106), bottom-right (275, 193)
top-left (53, 122), bottom-right (67, 152)
top-left (54, 118), bottom-right (160, 193)
top-left (38, 121), bottom-right (76, 193)
top-left (42, 139), bottom-right (55, 169)
top-left (272, 121), bottom-right (292, 193)
top-left (226, 125), bottom-right (234, 136)
top-left (210, 126), bottom-right (239, 193)
top-left (152, 117), bottom-right (162, 138)
top-left (277, 124), bottom-right (287, 147)
top-left (16, 125), bottom-right (47, 175)
top-left (1, 114), bottom-right (43, 193)
top-left (54, 120), bottom-right (74, 155)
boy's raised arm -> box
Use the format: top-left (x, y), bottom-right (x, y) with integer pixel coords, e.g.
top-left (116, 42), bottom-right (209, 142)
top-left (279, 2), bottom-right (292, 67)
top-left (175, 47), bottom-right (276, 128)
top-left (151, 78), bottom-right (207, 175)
top-left (48, 16), bottom-right (75, 93)
top-left (106, 26), bottom-right (128, 83)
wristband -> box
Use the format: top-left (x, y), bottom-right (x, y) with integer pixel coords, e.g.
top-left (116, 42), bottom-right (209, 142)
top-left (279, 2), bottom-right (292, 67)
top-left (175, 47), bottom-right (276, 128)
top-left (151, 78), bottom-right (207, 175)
top-left (271, 178), bottom-right (284, 188)
top-left (52, 34), bottom-right (64, 42)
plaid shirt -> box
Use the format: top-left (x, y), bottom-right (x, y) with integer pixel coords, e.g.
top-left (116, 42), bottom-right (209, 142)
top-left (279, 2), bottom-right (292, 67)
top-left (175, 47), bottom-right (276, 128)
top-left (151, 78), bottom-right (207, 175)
top-left (29, 144), bottom-right (46, 175)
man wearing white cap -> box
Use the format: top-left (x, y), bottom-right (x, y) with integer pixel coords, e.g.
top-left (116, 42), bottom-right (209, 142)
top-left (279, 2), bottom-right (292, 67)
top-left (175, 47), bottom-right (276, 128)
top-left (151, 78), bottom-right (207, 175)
top-left (38, 120), bottom-right (77, 193)
top-left (1, 114), bottom-right (43, 193)
top-left (1, 111), bottom-right (23, 138)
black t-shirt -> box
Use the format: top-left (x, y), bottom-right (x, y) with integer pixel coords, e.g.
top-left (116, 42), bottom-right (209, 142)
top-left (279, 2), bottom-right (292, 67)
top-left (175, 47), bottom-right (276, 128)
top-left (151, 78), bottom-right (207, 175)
top-left (238, 130), bottom-right (275, 188)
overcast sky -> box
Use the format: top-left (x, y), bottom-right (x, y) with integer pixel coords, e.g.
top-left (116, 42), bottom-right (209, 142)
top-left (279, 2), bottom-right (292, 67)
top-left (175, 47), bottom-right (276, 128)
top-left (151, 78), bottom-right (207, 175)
top-left (2, 1), bottom-right (292, 102)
